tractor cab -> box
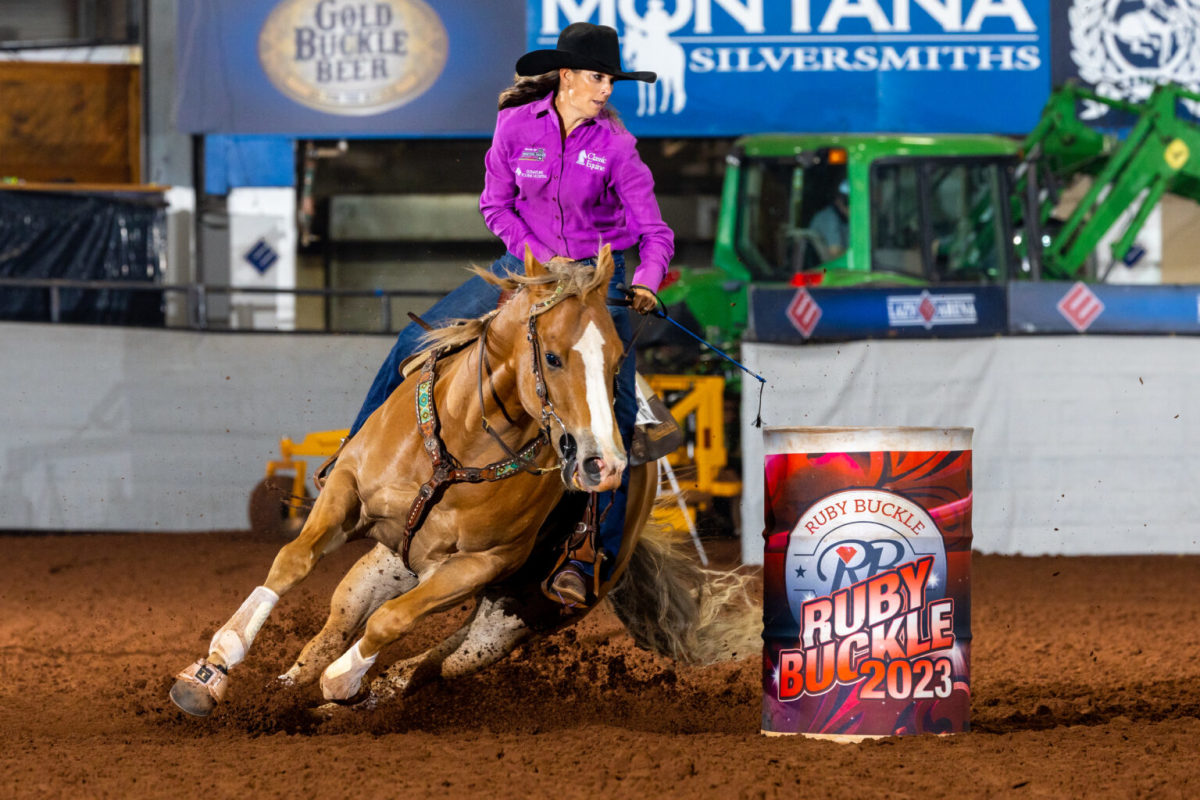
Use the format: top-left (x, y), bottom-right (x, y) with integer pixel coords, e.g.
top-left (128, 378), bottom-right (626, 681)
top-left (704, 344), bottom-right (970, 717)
top-left (723, 134), bottom-right (1022, 289)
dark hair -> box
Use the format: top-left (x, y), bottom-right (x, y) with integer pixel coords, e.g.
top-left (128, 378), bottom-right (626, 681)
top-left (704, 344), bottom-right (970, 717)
top-left (496, 70), bottom-right (623, 127)
top-left (498, 71), bottom-right (559, 110)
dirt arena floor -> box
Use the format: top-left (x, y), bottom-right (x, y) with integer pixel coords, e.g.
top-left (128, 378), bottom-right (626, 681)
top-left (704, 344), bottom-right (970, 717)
top-left (3, 531), bottom-right (1200, 799)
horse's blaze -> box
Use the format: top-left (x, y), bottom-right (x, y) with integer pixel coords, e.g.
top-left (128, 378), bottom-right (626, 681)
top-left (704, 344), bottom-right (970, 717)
top-left (570, 320), bottom-right (625, 491)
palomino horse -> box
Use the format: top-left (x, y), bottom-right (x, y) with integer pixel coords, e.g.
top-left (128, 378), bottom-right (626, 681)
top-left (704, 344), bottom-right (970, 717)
top-left (170, 246), bottom-right (756, 716)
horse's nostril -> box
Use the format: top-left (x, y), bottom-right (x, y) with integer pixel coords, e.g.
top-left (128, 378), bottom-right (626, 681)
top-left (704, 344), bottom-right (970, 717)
top-left (559, 434), bottom-right (577, 461)
top-left (583, 457), bottom-right (604, 478)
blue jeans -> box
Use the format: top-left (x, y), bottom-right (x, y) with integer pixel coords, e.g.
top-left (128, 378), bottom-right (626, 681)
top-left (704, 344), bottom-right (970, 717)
top-left (349, 251), bottom-right (636, 579)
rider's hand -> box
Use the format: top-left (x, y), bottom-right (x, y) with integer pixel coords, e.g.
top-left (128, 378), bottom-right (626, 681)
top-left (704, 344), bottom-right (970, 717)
top-left (630, 285), bottom-right (660, 315)
top-left (547, 255), bottom-right (574, 266)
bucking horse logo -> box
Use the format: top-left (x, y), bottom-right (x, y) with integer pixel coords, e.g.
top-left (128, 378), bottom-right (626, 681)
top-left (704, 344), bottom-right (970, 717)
top-left (1070, 0), bottom-right (1200, 117)
top-left (623, 0), bottom-right (688, 117)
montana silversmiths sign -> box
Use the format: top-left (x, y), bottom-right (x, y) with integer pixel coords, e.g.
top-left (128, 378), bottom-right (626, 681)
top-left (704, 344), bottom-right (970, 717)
top-left (259, 0), bottom-right (449, 115)
top-left (529, 0), bottom-right (1051, 135)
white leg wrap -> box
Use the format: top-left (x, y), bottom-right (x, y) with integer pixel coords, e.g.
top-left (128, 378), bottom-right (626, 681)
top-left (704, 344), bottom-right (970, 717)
top-left (320, 640), bottom-right (377, 701)
top-left (209, 585), bottom-right (279, 669)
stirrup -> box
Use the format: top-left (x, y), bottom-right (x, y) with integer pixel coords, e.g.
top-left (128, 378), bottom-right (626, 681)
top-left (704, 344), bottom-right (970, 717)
top-left (546, 561), bottom-right (590, 608)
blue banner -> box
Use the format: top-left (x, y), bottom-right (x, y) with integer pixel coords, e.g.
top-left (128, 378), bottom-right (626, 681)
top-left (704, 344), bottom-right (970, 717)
top-left (748, 285), bottom-right (1009, 343)
top-left (749, 282), bottom-right (1200, 342)
top-left (528, 0), bottom-right (1051, 136)
top-left (1009, 281), bottom-right (1200, 335)
top-left (203, 136), bottom-right (296, 194)
top-left (176, 0), bottom-right (525, 136)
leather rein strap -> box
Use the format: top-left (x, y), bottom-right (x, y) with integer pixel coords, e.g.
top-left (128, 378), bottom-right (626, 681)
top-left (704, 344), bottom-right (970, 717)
top-left (399, 280), bottom-right (571, 570)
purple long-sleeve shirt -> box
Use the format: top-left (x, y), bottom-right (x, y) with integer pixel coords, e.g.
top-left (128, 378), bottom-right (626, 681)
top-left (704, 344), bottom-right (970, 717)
top-left (479, 92), bottom-right (675, 292)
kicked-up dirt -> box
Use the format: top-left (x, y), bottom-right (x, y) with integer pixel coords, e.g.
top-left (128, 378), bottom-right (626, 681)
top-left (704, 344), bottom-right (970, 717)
top-left (2, 531), bottom-right (1199, 799)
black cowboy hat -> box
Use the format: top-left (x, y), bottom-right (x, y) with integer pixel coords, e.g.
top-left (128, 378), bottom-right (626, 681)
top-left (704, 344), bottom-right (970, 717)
top-left (516, 22), bottom-right (657, 83)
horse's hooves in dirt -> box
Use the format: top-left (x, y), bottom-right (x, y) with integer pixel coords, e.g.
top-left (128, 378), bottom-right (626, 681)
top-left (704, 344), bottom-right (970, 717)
top-left (309, 693), bottom-right (376, 720)
top-left (169, 659), bottom-right (227, 717)
top-left (169, 676), bottom-right (218, 717)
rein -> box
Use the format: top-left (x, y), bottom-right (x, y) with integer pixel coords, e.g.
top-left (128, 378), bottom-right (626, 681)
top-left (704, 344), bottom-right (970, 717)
top-left (398, 279), bottom-right (574, 570)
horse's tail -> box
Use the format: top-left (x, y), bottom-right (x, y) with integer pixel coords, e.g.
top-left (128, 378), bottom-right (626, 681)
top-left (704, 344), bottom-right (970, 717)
top-left (606, 522), bottom-right (760, 666)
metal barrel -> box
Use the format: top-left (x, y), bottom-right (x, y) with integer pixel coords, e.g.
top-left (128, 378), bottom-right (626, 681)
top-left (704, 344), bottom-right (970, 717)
top-left (761, 427), bottom-right (973, 741)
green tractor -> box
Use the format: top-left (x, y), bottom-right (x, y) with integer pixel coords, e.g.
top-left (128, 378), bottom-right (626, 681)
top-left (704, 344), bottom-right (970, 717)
top-left (659, 82), bottom-right (1200, 346)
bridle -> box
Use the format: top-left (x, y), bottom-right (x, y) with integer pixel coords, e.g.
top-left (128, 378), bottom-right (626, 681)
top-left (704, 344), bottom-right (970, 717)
top-left (399, 277), bottom-right (582, 570)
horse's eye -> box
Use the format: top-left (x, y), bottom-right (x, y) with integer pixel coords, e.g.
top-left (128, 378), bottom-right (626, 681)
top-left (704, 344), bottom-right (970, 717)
top-left (545, 352), bottom-right (563, 369)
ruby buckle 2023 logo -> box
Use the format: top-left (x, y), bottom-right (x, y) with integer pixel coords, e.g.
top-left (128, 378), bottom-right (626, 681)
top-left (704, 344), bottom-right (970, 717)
top-left (777, 489), bottom-right (955, 702)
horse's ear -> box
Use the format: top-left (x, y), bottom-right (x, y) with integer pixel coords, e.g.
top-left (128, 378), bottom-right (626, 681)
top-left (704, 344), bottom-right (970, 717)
top-left (524, 245), bottom-right (546, 279)
top-left (594, 243), bottom-right (615, 292)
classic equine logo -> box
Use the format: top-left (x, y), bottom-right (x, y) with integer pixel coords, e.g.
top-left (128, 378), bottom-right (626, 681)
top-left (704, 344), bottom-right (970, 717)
top-left (1070, 0), bottom-right (1200, 118)
top-left (576, 150), bottom-right (609, 171)
top-left (259, 0), bottom-right (448, 116)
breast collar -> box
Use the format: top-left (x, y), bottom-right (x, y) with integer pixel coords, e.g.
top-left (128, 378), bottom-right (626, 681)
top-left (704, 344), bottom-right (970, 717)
top-left (398, 280), bottom-right (574, 571)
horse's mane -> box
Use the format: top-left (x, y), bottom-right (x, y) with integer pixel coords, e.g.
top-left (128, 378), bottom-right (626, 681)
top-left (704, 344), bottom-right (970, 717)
top-left (412, 259), bottom-right (610, 362)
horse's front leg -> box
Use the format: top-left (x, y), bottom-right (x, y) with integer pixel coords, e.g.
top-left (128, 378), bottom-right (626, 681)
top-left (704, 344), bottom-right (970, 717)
top-left (169, 470), bottom-right (362, 716)
top-left (319, 551), bottom-right (508, 701)
top-left (280, 542), bottom-right (417, 688)
top-left (366, 594), bottom-right (530, 705)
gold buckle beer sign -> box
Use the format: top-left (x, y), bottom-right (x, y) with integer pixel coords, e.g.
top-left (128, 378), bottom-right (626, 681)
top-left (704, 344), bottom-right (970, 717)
top-left (259, 0), bottom-right (448, 116)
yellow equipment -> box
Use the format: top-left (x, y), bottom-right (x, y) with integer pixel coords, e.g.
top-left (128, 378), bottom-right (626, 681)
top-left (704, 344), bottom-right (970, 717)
top-left (247, 375), bottom-right (742, 538)
top-left (643, 374), bottom-right (742, 535)
top-left (248, 428), bottom-right (348, 536)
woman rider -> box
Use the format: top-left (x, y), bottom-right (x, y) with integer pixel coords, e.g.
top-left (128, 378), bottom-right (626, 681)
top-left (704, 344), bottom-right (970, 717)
top-left (344, 22), bottom-right (674, 606)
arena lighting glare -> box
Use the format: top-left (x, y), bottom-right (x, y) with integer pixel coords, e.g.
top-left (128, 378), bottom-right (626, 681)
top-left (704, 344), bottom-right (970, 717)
top-left (827, 147), bottom-right (848, 165)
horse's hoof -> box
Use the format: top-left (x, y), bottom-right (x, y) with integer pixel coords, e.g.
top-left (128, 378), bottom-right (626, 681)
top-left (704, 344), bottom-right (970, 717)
top-left (319, 685), bottom-right (373, 707)
top-left (308, 693), bottom-right (376, 721)
top-left (170, 678), bottom-right (217, 716)
top-left (169, 659), bottom-right (228, 717)
top-left (307, 702), bottom-right (341, 721)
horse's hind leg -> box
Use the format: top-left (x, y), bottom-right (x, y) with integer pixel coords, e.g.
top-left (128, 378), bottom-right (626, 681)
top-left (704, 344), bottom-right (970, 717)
top-left (169, 470), bottom-right (362, 716)
top-left (319, 552), bottom-right (507, 701)
top-left (280, 542), bottom-right (417, 688)
top-left (366, 594), bottom-right (530, 705)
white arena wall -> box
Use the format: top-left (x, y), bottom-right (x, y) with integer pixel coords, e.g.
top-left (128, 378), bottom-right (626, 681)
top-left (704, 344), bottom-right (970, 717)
top-left (740, 336), bottom-right (1200, 562)
top-left (0, 322), bottom-right (392, 531)
top-left (5, 323), bottom-right (1198, 558)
